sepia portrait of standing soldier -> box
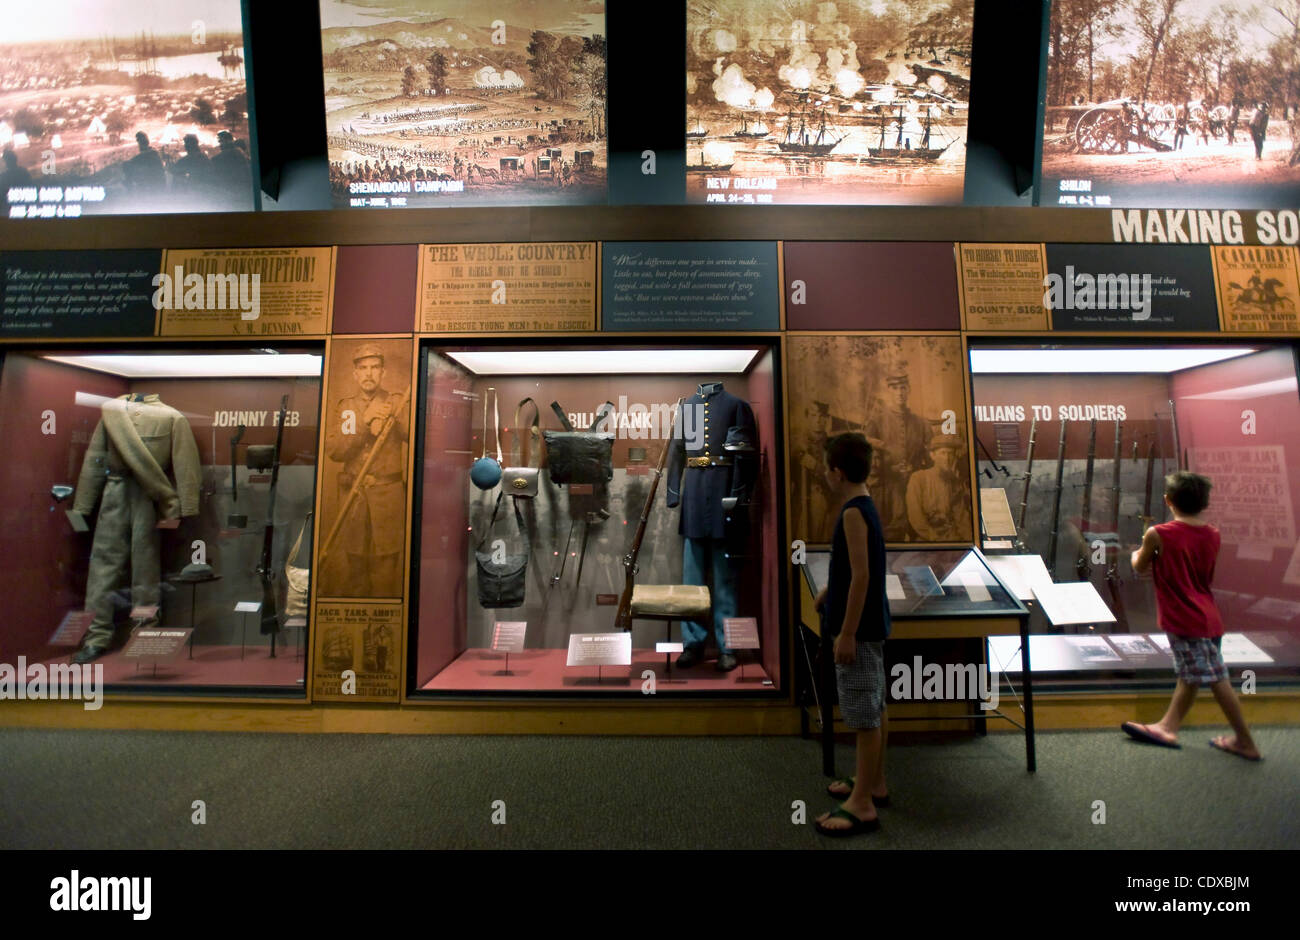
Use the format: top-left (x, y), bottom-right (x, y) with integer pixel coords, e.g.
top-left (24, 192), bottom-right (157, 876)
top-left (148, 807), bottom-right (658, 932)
top-left (905, 435), bottom-right (969, 541)
top-left (322, 342), bottom-right (410, 598)
top-left (793, 399), bottom-right (834, 539)
top-left (789, 336), bottom-right (970, 545)
top-left (864, 369), bottom-right (933, 541)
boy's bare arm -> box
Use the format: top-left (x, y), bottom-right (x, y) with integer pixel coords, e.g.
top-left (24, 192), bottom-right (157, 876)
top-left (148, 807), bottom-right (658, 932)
top-left (1131, 526), bottom-right (1160, 574)
top-left (840, 508), bottom-right (871, 638)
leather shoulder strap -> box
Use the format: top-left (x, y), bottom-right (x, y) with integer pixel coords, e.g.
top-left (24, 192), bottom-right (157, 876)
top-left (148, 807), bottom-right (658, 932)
top-left (589, 400), bottom-right (616, 431)
top-left (476, 491), bottom-right (506, 551)
top-left (513, 397), bottom-right (540, 467)
top-left (550, 401), bottom-right (575, 432)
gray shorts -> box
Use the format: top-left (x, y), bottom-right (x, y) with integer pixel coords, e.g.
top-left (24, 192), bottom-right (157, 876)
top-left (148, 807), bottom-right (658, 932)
top-left (835, 639), bottom-right (886, 730)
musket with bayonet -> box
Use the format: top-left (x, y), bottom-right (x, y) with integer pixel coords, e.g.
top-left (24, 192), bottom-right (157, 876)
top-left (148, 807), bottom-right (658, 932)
top-left (258, 395), bottom-right (289, 640)
top-left (1048, 417), bottom-right (1068, 578)
top-left (320, 387), bottom-right (410, 568)
top-left (1075, 418), bottom-right (1097, 581)
top-left (1105, 419), bottom-right (1128, 629)
top-left (1015, 416), bottom-right (1037, 552)
top-left (228, 424), bottom-right (247, 528)
top-left (1138, 425), bottom-right (1158, 530)
top-left (1169, 398), bottom-right (1185, 471)
top-left (614, 399), bottom-right (682, 631)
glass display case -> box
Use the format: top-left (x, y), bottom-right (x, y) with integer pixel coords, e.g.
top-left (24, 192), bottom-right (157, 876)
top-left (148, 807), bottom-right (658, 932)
top-left (970, 342), bottom-right (1300, 686)
top-left (0, 346), bottom-right (323, 695)
top-left (799, 545), bottom-right (1034, 771)
top-left (410, 341), bottom-right (784, 696)
top-left (801, 546), bottom-right (1028, 625)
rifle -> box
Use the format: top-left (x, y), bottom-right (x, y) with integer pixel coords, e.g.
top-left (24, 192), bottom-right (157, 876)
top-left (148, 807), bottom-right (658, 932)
top-left (258, 395), bottom-right (289, 638)
top-left (1076, 418), bottom-right (1097, 581)
top-left (228, 424), bottom-right (247, 528)
top-left (319, 387), bottom-right (410, 567)
top-left (1169, 398), bottom-right (1185, 470)
top-left (1014, 416), bottom-right (1037, 551)
top-left (1047, 417), bottom-right (1068, 578)
top-left (1138, 433), bottom-right (1158, 530)
top-left (1105, 419), bottom-right (1128, 629)
top-left (615, 398), bottom-right (682, 631)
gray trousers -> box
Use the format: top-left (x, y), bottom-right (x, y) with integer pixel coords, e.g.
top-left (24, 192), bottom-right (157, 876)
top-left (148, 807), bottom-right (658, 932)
top-left (83, 476), bottom-right (162, 646)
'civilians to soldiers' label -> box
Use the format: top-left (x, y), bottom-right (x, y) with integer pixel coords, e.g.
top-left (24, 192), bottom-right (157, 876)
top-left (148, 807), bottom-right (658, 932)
top-left (957, 243), bottom-right (1050, 331)
top-left (417, 242), bottom-right (596, 332)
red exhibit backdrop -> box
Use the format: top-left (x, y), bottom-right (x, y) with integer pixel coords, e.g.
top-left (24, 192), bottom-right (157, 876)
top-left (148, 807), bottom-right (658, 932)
top-left (783, 242), bottom-right (962, 331)
top-left (332, 244), bottom-right (420, 334)
top-left (0, 355), bottom-right (127, 661)
top-left (1173, 347), bottom-right (1300, 644)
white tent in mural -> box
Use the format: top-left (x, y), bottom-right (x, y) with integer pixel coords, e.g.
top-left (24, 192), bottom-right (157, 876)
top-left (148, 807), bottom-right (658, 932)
top-left (87, 115), bottom-right (107, 139)
top-left (50, 134), bottom-right (63, 149)
top-left (0, 122), bottom-right (12, 146)
top-left (12, 132), bottom-right (29, 149)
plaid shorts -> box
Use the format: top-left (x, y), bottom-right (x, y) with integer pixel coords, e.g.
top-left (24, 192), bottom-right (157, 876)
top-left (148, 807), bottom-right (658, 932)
top-left (1168, 634), bottom-right (1227, 685)
top-left (835, 639), bottom-right (886, 730)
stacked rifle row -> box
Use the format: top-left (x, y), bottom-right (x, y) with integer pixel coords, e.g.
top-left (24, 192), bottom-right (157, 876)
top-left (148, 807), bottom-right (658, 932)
top-left (1005, 401), bottom-right (1186, 629)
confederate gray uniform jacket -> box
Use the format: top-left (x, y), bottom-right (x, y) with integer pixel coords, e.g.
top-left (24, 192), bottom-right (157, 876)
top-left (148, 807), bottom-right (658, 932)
top-left (73, 394), bottom-right (201, 645)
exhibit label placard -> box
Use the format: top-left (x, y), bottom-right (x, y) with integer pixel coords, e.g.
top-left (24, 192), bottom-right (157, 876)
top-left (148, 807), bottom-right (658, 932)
top-left (722, 617), bottom-right (760, 650)
top-left (602, 242), bottom-right (780, 331)
top-left (1211, 245), bottom-right (1300, 333)
top-left (157, 247), bottom-right (336, 337)
top-left (417, 242), bottom-right (596, 333)
top-left (492, 621), bottom-right (527, 654)
top-left (979, 487), bottom-right (1017, 538)
top-left (1044, 244), bottom-right (1220, 331)
top-left (566, 632), bottom-right (632, 667)
top-left (957, 243), bottom-right (1051, 331)
top-left (121, 628), bottom-right (192, 660)
top-left (312, 601), bottom-right (402, 702)
top-left (0, 249), bottom-right (160, 338)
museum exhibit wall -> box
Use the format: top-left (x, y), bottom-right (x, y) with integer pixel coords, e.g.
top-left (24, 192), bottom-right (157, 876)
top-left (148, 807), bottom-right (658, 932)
top-left (2, 1), bottom-right (1299, 723)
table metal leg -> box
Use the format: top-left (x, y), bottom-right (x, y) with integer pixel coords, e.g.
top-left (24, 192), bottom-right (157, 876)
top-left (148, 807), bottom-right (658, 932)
top-left (1022, 614), bottom-right (1036, 773)
top-left (819, 632), bottom-right (834, 776)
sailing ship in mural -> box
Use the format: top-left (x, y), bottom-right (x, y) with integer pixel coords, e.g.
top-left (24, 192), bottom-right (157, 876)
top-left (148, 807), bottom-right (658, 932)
top-left (686, 0), bottom-right (973, 205)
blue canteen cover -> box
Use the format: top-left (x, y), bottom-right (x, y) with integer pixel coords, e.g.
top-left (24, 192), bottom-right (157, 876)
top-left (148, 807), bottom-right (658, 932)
top-left (470, 457), bottom-right (502, 490)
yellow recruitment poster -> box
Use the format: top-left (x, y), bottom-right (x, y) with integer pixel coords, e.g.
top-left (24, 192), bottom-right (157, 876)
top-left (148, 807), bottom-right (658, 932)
top-left (416, 242), bottom-right (596, 333)
top-left (157, 246), bottom-right (336, 336)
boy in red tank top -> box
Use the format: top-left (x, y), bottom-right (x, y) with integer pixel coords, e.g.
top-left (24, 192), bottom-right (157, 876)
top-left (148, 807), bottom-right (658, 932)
top-left (1122, 472), bottom-right (1261, 760)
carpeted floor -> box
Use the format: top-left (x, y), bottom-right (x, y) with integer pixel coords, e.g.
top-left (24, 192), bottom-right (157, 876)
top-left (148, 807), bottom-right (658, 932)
top-left (1, 726), bottom-right (1296, 849)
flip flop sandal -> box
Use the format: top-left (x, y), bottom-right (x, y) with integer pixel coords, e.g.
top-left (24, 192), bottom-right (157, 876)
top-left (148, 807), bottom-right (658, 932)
top-left (1209, 738), bottom-right (1263, 762)
top-left (825, 778), bottom-right (891, 806)
top-left (1121, 721), bottom-right (1181, 749)
top-left (815, 806), bottom-right (881, 838)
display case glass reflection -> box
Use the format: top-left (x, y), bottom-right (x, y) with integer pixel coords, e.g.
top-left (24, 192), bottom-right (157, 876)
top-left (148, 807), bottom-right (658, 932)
top-left (412, 342), bottom-right (783, 695)
top-left (0, 347), bottom-right (322, 693)
top-left (970, 342), bottom-right (1300, 679)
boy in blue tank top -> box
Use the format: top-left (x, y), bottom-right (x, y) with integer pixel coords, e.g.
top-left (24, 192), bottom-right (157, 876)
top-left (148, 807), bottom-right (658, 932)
top-left (813, 432), bottom-right (892, 836)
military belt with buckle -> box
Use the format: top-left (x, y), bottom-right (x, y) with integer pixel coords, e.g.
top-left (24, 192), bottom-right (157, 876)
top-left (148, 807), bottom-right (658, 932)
top-left (340, 472), bottom-right (403, 487)
top-left (686, 456), bottom-right (733, 468)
